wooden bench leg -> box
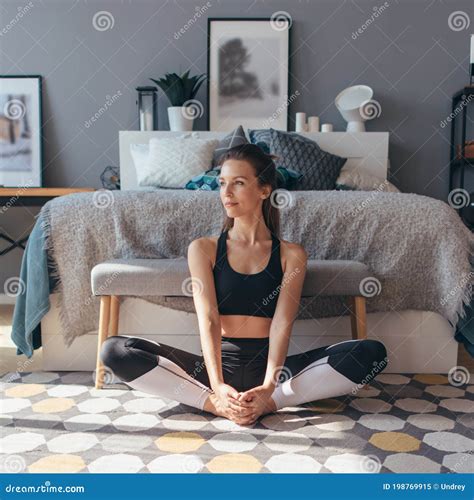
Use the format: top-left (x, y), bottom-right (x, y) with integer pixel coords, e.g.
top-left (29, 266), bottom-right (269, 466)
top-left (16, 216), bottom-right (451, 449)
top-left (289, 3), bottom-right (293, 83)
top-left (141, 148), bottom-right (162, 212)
top-left (350, 296), bottom-right (367, 340)
top-left (349, 296), bottom-right (371, 391)
top-left (95, 295), bottom-right (111, 390)
top-left (109, 295), bottom-right (120, 338)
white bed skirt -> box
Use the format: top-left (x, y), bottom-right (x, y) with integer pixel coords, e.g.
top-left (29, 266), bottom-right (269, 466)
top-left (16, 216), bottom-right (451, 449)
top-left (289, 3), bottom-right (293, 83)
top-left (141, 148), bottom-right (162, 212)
top-left (40, 294), bottom-right (458, 374)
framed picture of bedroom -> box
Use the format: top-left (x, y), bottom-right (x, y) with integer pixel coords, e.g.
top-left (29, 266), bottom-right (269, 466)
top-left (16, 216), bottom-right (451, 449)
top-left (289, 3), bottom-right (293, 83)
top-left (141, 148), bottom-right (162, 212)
top-left (0, 75), bottom-right (43, 187)
top-left (207, 17), bottom-right (291, 132)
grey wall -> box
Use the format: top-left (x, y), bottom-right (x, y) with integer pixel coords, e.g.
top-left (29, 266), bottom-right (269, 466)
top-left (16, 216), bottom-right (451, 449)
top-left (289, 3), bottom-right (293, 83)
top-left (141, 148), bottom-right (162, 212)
top-left (1, 0), bottom-right (473, 287)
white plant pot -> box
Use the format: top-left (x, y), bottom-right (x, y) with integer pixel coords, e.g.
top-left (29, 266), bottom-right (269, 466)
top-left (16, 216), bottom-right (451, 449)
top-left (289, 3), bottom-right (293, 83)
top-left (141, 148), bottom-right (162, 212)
top-left (167, 106), bottom-right (195, 131)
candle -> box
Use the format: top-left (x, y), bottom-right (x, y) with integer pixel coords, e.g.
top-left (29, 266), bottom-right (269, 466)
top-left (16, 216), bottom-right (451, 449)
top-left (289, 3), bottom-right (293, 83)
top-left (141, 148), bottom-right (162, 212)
top-left (308, 116), bottom-right (320, 132)
top-left (321, 123), bottom-right (333, 132)
top-left (295, 112), bottom-right (307, 132)
top-left (471, 34), bottom-right (474, 64)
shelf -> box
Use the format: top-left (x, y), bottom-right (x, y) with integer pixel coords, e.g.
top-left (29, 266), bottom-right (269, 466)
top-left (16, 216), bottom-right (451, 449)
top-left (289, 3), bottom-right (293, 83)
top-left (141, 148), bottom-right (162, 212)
top-left (453, 86), bottom-right (474, 102)
top-left (451, 158), bottom-right (474, 170)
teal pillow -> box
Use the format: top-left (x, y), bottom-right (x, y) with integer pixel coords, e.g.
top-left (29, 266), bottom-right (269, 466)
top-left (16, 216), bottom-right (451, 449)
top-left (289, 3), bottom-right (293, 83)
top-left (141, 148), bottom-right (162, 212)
top-left (185, 165), bottom-right (303, 191)
top-left (276, 166), bottom-right (303, 190)
top-left (335, 183), bottom-right (356, 191)
top-left (185, 168), bottom-right (220, 191)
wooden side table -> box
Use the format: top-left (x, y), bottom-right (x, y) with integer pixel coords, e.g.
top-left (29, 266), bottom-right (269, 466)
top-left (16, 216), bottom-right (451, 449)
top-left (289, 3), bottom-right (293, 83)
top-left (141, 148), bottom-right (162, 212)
top-left (0, 187), bottom-right (95, 255)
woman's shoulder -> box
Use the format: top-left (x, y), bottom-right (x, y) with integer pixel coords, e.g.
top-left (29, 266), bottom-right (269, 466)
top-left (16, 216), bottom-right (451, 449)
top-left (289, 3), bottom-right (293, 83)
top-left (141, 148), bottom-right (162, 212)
top-left (279, 239), bottom-right (308, 264)
top-left (188, 235), bottom-right (220, 266)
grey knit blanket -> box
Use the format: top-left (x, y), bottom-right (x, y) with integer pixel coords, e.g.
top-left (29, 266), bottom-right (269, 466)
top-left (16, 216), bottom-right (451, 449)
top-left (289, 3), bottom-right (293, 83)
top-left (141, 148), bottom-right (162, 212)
top-left (40, 190), bottom-right (474, 348)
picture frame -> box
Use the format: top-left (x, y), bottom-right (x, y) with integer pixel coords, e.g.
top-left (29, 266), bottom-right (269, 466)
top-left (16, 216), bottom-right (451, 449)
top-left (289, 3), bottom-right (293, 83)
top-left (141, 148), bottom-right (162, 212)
top-left (0, 75), bottom-right (43, 187)
top-left (207, 17), bottom-right (291, 132)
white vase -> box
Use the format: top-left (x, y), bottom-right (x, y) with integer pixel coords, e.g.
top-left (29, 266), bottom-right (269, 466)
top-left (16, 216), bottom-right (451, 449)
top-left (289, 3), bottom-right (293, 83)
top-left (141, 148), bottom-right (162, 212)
top-left (167, 106), bottom-right (194, 131)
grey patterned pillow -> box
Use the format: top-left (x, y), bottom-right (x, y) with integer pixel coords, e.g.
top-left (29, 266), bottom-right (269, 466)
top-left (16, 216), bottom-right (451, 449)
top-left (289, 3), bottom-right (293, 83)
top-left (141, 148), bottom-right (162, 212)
top-left (248, 128), bottom-right (272, 153)
top-left (212, 125), bottom-right (249, 167)
top-left (269, 128), bottom-right (347, 190)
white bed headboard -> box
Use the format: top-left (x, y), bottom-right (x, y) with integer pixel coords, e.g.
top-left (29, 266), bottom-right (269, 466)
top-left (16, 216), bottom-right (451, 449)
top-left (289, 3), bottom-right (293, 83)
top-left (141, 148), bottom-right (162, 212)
top-left (119, 131), bottom-right (389, 191)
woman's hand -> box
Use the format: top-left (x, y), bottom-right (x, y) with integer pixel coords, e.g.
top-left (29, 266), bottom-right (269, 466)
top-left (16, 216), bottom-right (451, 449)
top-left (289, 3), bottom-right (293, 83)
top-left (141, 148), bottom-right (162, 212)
top-left (236, 385), bottom-right (276, 424)
top-left (211, 383), bottom-right (254, 423)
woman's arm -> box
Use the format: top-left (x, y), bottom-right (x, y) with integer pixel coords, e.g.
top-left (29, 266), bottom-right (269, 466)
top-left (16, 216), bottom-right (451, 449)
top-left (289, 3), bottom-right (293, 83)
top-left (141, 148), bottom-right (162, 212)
top-left (263, 243), bottom-right (308, 390)
top-left (187, 238), bottom-right (224, 391)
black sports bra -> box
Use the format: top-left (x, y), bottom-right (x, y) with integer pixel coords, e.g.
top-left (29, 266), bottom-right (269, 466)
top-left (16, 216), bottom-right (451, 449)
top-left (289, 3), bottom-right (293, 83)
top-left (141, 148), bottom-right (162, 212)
top-left (213, 229), bottom-right (284, 318)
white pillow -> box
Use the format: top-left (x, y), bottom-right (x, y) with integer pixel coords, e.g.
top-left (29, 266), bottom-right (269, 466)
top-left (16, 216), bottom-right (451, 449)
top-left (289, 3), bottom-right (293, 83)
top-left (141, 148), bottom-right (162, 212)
top-left (137, 137), bottom-right (219, 188)
top-left (336, 168), bottom-right (400, 192)
top-left (130, 133), bottom-right (200, 174)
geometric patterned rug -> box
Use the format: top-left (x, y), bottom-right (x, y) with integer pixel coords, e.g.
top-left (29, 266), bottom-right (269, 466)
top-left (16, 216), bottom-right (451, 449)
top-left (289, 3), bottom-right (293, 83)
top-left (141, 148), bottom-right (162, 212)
top-left (1, 371), bottom-right (473, 474)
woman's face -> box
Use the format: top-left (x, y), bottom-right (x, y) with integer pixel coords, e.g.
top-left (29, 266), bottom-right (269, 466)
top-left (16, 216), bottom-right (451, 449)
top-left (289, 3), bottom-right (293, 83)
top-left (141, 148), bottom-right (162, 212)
top-left (218, 159), bottom-right (270, 217)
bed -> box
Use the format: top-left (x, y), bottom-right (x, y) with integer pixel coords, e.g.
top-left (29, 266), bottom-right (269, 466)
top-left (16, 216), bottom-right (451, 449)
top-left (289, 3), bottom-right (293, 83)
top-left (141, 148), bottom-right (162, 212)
top-left (27, 131), bottom-right (471, 373)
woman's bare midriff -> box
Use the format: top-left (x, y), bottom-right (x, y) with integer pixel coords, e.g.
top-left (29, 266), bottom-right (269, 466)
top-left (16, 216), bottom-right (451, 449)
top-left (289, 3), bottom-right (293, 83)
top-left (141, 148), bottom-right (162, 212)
top-left (220, 314), bottom-right (271, 339)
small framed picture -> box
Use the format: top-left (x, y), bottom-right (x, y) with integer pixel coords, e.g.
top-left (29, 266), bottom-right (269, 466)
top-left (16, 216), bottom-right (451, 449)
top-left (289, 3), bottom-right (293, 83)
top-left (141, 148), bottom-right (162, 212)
top-left (0, 75), bottom-right (43, 187)
top-left (207, 17), bottom-right (291, 132)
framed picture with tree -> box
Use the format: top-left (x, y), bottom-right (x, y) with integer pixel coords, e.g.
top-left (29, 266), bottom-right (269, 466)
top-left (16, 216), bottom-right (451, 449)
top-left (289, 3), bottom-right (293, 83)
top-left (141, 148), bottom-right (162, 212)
top-left (207, 17), bottom-right (291, 132)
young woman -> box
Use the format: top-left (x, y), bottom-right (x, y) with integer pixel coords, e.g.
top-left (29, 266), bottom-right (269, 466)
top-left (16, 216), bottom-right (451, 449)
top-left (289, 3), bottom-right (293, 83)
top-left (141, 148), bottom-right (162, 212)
top-left (100, 144), bottom-right (388, 425)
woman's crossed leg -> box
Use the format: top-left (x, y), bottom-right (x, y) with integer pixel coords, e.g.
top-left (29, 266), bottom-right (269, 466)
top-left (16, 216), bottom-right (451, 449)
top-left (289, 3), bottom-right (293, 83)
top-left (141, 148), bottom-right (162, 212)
top-left (100, 336), bottom-right (388, 420)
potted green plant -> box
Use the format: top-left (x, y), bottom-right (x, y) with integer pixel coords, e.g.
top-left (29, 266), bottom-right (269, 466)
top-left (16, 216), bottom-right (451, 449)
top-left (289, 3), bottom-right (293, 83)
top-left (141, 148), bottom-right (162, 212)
top-left (150, 70), bottom-right (207, 131)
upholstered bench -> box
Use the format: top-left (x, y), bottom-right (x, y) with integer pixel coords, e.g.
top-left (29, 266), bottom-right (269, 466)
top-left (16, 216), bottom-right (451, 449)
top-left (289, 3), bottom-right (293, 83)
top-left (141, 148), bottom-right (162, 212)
top-left (91, 258), bottom-right (373, 389)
